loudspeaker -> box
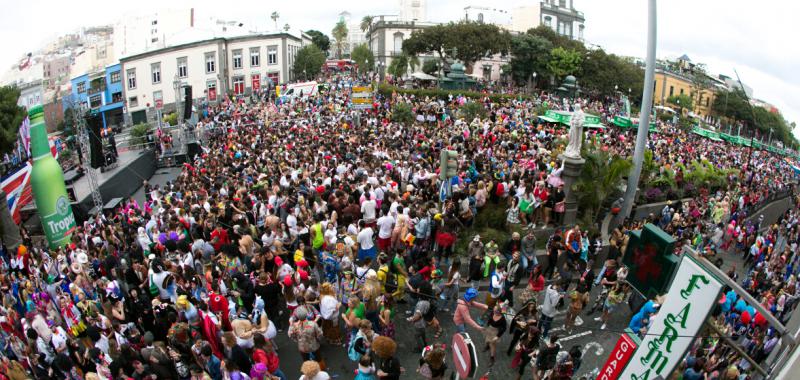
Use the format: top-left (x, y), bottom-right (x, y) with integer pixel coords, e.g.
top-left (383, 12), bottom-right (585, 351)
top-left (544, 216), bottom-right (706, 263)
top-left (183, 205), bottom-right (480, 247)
top-left (187, 142), bottom-right (201, 158)
top-left (88, 114), bottom-right (104, 169)
top-left (183, 86), bottom-right (193, 121)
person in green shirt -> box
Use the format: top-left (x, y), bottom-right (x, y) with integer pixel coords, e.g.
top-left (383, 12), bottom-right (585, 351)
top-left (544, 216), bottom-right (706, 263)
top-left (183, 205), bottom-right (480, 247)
top-left (483, 239), bottom-right (501, 278)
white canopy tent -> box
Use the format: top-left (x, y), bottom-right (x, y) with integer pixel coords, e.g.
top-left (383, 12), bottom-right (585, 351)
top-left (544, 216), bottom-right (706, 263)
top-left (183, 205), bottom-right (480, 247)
top-left (410, 72), bottom-right (438, 81)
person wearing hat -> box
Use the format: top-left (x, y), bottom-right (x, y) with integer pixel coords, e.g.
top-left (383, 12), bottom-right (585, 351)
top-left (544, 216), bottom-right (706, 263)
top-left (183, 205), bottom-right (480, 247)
top-left (453, 288), bottom-right (488, 333)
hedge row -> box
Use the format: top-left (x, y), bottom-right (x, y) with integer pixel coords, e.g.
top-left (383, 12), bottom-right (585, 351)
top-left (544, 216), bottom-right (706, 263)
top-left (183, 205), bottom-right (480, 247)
top-left (376, 84), bottom-right (533, 103)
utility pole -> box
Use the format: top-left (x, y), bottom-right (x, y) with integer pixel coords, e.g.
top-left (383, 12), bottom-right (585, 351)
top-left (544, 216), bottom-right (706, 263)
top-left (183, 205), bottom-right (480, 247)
top-left (618, 0), bottom-right (658, 223)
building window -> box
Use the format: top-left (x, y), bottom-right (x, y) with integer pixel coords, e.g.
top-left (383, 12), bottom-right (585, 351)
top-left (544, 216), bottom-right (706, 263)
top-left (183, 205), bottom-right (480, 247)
top-left (393, 32), bottom-right (404, 55)
top-left (669, 86), bottom-right (674, 97)
top-left (129, 96), bottom-right (138, 107)
top-left (112, 92), bottom-right (123, 103)
top-left (205, 52), bottom-right (216, 73)
top-left (151, 62), bottom-right (161, 84)
top-left (680, 88), bottom-right (684, 95)
top-left (544, 16), bottom-right (552, 28)
top-left (268, 45), bottom-right (278, 65)
top-left (110, 71), bottom-right (121, 83)
top-left (706, 98), bottom-right (710, 107)
top-left (233, 49), bottom-right (243, 69)
top-left (267, 72), bottom-right (279, 87)
top-left (207, 80), bottom-right (217, 101)
top-left (477, 13), bottom-right (484, 23)
top-left (89, 94), bottom-right (102, 108)
top-left (233, 76), bottom-right (245, 95)
top-left (252, 74), bottom-right (261, 91)
top-left (250, 47), bottom-right (261, 67)
top-left (152, 20), bottom-right (157, 25)
top-left (153, 90), bottom-right (162, 105)
top-left (559, 0), bottom-right (566, 7)
top-left (127, 69), bottom-right (136, 89)
top-left (77, 82), bottom-right (86, 93)
top-left (177, 57), bottom-right (188, 78)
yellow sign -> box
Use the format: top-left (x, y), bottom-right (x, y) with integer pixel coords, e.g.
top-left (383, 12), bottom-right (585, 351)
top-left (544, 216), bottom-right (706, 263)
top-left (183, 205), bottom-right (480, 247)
top-left (276, 86), bottom-right (281, 97)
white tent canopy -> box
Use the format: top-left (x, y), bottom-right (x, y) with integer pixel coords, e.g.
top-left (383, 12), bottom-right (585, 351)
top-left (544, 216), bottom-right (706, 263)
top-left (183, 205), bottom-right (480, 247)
top-left (410, 72), bottom-right (438, 80)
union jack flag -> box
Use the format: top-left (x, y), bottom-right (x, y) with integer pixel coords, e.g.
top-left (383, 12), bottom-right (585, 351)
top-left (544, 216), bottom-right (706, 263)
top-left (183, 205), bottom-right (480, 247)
top-left (2, 138), bottom-right (61, 224)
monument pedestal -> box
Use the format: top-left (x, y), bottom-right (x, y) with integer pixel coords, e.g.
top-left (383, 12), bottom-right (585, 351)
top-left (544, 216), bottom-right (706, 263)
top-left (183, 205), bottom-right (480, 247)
top-left (558, 154), bottom-right (586, 227)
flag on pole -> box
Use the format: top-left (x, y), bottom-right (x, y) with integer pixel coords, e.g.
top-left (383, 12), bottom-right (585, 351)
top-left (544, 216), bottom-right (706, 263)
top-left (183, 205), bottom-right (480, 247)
top-left (18, 116), bottom-right (31, 155)
top-left (1, 163), bottom-right (32, 224)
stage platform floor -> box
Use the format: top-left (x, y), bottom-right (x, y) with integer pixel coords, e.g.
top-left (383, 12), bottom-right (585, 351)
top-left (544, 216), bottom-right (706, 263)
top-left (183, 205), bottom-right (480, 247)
top-left (70, 150), bottom-right (153, 202)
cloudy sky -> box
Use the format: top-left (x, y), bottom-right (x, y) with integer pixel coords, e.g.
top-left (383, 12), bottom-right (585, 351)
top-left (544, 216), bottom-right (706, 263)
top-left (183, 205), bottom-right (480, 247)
top-left (2, 0), bottom-right (798, 127)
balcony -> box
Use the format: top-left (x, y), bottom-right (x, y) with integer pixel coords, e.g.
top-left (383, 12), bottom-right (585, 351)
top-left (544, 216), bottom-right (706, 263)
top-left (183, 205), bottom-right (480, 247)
top-left (87, 85), bottom-right (105, 96)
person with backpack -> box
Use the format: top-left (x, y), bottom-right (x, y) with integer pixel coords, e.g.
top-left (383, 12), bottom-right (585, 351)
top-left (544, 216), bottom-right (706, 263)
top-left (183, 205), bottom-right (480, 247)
top-left (487, 264), bottom-right (507, 309)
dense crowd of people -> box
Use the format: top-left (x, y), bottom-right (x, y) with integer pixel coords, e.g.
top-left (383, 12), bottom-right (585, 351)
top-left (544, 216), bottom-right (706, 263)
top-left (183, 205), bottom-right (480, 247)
top-left (0, 72), bottom-right (798, 380)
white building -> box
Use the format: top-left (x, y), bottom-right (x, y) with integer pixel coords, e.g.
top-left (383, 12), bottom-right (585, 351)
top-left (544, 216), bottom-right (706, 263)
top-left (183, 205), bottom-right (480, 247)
top-left (120, 31), bottom-right (310, 124)
top-left (367, 17), bottom-right (438, 76)
top-left (113, 8), bottom-right (195, 58)
top-left (399, 0), bottom-right (427, 22)
top-left (464, 6), bottom-right (511, 26)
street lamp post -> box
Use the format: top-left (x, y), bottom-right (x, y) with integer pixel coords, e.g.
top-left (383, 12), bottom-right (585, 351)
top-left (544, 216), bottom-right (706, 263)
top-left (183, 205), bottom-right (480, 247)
top-left (617, 0), bottom-right (658, 224)
top-left (531, 71), bottom-right (537, 94)
top-left (173, 74), bottom-right (182, 124)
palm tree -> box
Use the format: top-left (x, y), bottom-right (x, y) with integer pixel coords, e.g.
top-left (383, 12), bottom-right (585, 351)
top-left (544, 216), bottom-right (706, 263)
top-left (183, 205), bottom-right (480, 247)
top-left (270, 12), bottom-right (279, 31)
top-left (331, 20), bottom-right (348, 59)
top-left (360, 16), bottom-right (374, 33)
top-left (573, 145), bottom-right (633, 223)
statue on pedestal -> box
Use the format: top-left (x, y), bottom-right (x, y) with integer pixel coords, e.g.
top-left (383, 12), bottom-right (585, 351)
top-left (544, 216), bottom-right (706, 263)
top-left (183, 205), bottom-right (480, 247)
top-left (564, 103), bottom-right (585, 159)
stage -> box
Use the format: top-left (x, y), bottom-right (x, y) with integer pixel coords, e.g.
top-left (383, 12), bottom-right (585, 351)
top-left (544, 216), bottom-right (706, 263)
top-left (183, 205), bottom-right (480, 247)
top-left (70, 148), bottom-right (157, 221)
top-left (22, 149), bottom-right (158, 227)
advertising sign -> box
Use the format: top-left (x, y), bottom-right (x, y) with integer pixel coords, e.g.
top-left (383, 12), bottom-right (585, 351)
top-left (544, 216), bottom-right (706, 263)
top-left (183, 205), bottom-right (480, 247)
top-left (208, 87), bottom-right (217, 102)
top-left (598, 333), bottom-right (638, 380)
top-left (351, 86), bottom-right (373, 110)
top-left (618, 255), bottom-right (722, 380)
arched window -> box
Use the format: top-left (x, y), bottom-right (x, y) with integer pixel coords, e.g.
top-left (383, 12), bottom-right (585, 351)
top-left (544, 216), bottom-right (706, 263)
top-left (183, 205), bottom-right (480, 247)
top-left (393, 32), bottom-right (404, 54)
top-left (544, 16), bottom-right (552, 28)
top-left (477, 13), bottom-right (484, 23)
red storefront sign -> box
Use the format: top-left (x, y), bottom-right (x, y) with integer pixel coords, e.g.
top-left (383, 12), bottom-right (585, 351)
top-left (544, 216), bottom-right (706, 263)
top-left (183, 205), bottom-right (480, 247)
top-left (208, 87), bottom-right (217, 101)
top-left (598, 333), bottom-right (637, 380)
top-left (252, 74), bottom-right (261, 91)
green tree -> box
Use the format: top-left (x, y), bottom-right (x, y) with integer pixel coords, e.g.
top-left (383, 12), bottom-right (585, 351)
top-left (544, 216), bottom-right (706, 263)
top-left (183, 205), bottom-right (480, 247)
top-left (666, 94), bottom-right (693, 113)
top-left (332, 20), bottom-right (349, 59)
top-left (387, 54), bottom-right (410, 79)
top-left (402, 21), bottom-right (511, 68)
top-left (573, 146), bottom-right (632, 222)
top-left (546, 47), bottom-right (582, 79)
top-left (508, 34), bottom-right (552, 90)
top-left (293, 45), bottom-right (326, 80)
top-left (580, 49), bottom-right (644, 104)
top-left (360, 16), bottom-right (374, 33)
top-left (350, 44), bottom-right (375, 74)
top-left (422, 60), bottom-right (439, 75)
top-left (527, 25), bottom-right (586, 52)
top-left (0, 86), bottom-right (26, 155)
top-left (305, 30), bottom-right (330, 53)
top-left (391, 102), bottom-right (414, 125)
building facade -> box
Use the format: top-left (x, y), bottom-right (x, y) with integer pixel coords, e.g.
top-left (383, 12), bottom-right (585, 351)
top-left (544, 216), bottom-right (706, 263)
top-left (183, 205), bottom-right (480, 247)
top-left (69, 63), bottom-right (125, 129)
top-left (368, 18), bottom-right (438, 76)
top-left (653, 69), bottom-right (719, 118)
top-left (120, 32), bottom-right (308, 125)
top-left (540, 0), bottom-right (585, 41)
top-left (399, 0), bottom-right (427, 22)
top-left (113, 8), bottom-right (195, 58)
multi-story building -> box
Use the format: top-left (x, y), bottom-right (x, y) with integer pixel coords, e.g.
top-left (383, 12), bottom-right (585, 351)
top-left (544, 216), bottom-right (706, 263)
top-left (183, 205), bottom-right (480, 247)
top-left (540, 0), bottom-right (585, 41)
top-left (113, 8), bottom-right (196, 58)
top-left (43, 54), bottom-right (72, 90)
top-left (367, 17), bottom-right (438, 77)
top-left (400, 0), bottom-right (427, 22)
top-left (68, 63), bottom-right (125, 129)
top-left (120, 31), bottom-right (310, 125)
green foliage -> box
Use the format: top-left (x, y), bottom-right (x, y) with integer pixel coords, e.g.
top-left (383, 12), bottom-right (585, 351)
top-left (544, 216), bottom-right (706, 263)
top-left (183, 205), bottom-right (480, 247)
top-left (130, 123), bottom-right (150, 146)
top-left (350, 44), bottom-right (374, 74)
top-left (402, 21), bottom-right (511, 67)
top-left (293, 45), bottom-right (327, 80)
top-left (162, 112), bottom-right (177, 126)
top-left (683, 160), bottom-right (736, 192)
top-left (573, 145), bottom-right (632, 221)
top-left (527, 25), bottom-right (586, 52)
top-left (305, 30), bottom-right (330, 53)
top-left (422, 60), bottom-right (439, 75)
top-left (360, 16), bottom-right (374, 32)
top-left (390, 102), bottom-right (414, 125)
top-left (580, 49), bottom-right (644, 104)
top-left (332, 20), bottom-right (348, 58)
top-left (547, 47), bottom-right (582, 79)
top-left (58, 107), bottom-right (76, 137)
top-left (711, 89), bottom-right (796, 146)
top-left (0, 86), bottom-right (26, 156)
top-left (509, 34), bottom-right (552, 87)
top-left (387, 54), bottom-right (410, 78)
top-left (376, 84), bottom-right (531, 103)
top-left (666, 94), bottom-right (693, 112)
top-left (458, 101), bottom-right (486, 121)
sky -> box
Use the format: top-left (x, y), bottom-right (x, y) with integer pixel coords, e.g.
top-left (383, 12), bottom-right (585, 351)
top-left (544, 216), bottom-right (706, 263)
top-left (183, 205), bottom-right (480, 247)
top-left (1, 0), bottom-right (798, 128)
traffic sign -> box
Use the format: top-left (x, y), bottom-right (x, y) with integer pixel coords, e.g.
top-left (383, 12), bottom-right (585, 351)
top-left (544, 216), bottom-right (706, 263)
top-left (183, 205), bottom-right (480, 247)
top-left (155, 99), bottom-right (163, 109)
top-left (439, 180), bottom-right (450, 202)
top-left (452, 332), bottom-right (477, 379)
top-left (597, 332), bottom-right (637, 380)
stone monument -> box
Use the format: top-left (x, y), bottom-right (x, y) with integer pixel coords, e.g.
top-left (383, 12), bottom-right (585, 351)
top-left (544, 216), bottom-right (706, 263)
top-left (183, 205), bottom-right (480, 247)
top-left (558, 102), bottom-right (587, 226)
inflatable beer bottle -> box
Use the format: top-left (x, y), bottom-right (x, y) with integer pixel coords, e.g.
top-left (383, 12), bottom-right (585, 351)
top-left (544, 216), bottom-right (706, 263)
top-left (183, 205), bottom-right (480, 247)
top-left (28, 105), bottom-right (76, 248)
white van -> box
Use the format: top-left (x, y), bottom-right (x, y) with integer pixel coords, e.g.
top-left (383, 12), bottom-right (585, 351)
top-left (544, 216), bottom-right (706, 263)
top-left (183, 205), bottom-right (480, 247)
top-left (283, 81), bottom-right (319, 99)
